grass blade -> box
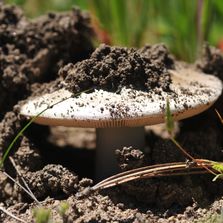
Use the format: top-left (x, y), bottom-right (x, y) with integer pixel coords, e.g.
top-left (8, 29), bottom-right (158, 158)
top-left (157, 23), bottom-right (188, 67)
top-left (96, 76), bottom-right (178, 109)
top-left (0, 89), bottom-right (92, 168)
top-left (165, 97), bottom-right (174, 136)
top-left (133, 0), bottom-right (150, 47)
top-left (109, 0), bottom-right (128, 45)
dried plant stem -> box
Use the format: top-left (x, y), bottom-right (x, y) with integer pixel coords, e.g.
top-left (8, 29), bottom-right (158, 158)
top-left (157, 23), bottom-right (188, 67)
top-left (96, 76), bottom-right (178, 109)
top-left (2, 171), bottom-right (39, 203)
top-left (9, 157), bottom-right (40, 205)
top-left (170, 137), bottom-right (195, 161)
top-left (0, 205), bottom-right (27, 223)
top-left (215, 109), bottom-right (223, 124)
top-left (170, 137), bottom-right (217, 176)
top-left (93, 159), bottom-right (215, 190)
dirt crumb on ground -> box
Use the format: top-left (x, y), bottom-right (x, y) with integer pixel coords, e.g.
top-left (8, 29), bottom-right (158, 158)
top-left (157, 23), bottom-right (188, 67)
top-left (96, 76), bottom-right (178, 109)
top-left (13, 137), bottom-right (43, 172)
top-left (3, 188), bottom-right (223, 223)
top-left (19, 164), bottom-right (79, 200)
top-left (60, 43), bottom-right (174, 93)
top-left (115, 146), bottom-right (146, 171)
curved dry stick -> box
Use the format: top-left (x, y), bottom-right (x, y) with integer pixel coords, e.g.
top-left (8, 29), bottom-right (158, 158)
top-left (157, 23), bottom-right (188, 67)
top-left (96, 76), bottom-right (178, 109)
top-left (93, 159), bottom-right (217, 190)
top-left (9, 157), bottom-right (40, 205)
top-left (0, 206), bottom-right (27, 223)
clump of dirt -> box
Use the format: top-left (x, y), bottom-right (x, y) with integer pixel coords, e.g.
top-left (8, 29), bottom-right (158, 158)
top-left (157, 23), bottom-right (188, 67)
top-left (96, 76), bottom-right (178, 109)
top-left (114, 143), bottom-right (223, 208)
top-left (115, 146), bottom-right (146, 171)
top-left (196, 44), bottom-right (223, 79)
top-left (0, 3), bottom-right (94, 115)
top-left (3, 193), bottom-right (223, 223)
top-left (118, 176), bottom-right (205, 208)
top-left (13, 136), bottom-right (43, 172)
top-left (60, 43), bottom-right (174, 93)
top-left (2, 192), bottom-right (150, 223)
top-left (15, 7), bottom-right (94, 79)
top-left (30, 79), bottom-right (63, 97)
top-left (18, 164), bottom-right (79, 200)
top-left (196, 44), bottom-right (223, 116)
top-left (139, 43), bottom-right (175, 69)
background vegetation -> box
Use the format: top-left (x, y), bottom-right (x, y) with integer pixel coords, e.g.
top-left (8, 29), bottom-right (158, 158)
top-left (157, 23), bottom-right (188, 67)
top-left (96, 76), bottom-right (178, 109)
top-left (5, 0), bottom-right (223, 62)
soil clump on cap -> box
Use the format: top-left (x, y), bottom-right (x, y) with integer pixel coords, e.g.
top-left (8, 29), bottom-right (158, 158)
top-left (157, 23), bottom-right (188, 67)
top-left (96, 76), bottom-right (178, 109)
top-left (196, 44), bottom-right (223, 79)
top-left (196, 44), bottom-right (223, 116)
top-left (60, 43), bottom-right (174, 94)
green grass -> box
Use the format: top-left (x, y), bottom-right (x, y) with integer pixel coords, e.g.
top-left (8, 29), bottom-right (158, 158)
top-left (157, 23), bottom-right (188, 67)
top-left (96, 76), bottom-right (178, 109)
top-left (33, 208), bottom-right (52, 223)
top-left (33, 202), bottom-right (69, 223)
top-left (5, 0), bottom-right (223, 62)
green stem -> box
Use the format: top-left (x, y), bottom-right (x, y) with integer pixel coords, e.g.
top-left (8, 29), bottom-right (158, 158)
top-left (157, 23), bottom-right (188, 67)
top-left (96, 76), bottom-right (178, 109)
top-left (0, 89), bottom-right (92, 168)
top-left (170, 137), bottom-right (195, 161)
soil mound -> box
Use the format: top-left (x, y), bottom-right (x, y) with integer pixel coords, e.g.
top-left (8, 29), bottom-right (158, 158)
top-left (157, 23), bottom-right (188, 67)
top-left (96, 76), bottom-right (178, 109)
top-left (60, 43), bottom-right (174, 93)
top-left (197, 44), bottom-right (223, 79)
top-left (0, 3), bottom-right (94, 115)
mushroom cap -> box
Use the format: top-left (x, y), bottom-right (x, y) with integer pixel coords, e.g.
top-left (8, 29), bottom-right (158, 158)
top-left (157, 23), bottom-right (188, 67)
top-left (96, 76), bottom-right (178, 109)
top-left (21, 68), bottom-right (222, 128)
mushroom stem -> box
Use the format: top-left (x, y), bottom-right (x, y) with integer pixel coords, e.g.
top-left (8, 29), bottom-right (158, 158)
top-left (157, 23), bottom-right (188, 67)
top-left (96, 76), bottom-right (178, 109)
top-left (96, 127), bottom-right (145, 180)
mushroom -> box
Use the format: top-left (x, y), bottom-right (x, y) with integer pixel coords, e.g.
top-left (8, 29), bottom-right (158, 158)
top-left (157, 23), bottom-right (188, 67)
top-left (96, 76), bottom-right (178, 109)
top-left (20, 66), bottom-right (222, 180)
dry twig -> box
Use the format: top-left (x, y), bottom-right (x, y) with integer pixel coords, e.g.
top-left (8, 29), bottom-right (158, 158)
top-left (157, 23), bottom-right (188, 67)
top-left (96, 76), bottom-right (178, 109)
top-left (0, 205), bottom-right (27, 223)
top-left (9, 157), bottom-right (40, 205)
top-left (93, 159), bottom-right (217, 190)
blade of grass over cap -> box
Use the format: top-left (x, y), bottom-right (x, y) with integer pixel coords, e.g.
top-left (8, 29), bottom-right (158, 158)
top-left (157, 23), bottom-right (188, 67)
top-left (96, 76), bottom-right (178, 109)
top-left (0, 108), bottom-right (48, 168)
top-left (0, 89), bottom-right (91, 168)
top-left (165, 97), bottom-right (174, 136)
top-left (165, 97), bottom-right (196, 162)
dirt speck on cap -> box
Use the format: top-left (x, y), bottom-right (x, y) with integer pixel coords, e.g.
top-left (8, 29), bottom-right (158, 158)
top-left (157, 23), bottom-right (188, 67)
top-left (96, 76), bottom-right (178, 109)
top-left (60, 43), bottom-right (174, 94)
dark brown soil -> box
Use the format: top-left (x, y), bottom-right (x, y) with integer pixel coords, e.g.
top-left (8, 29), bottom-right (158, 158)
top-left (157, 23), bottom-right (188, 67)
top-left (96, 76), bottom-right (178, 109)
top-left (60, 43), bottom-right (174, 93)
top-left (0, 3), bottom-right (223, 222)
top-left (197, 44), bottom-right (223, 79)
top-left (0, 3), bottom-right (94, 116)
top-left (116, 146), bottom-right (146, 171)
top-left (197, 44), bottom-right (223, 115)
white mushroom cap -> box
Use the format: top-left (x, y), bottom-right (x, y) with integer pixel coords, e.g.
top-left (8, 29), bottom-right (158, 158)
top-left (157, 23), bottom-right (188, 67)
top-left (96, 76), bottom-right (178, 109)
top-left (20, 67), bottom-right (223, 179)
top-left (21, 68), bottom-right (222, 127)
